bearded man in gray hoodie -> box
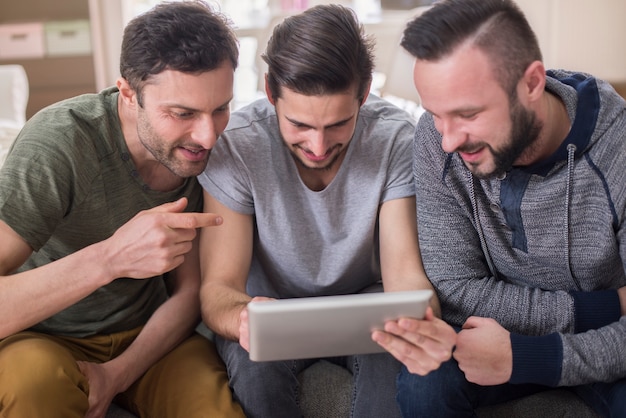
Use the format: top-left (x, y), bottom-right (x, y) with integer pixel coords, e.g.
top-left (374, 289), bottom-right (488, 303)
top-left (371, 0), bottom-right (626, 416)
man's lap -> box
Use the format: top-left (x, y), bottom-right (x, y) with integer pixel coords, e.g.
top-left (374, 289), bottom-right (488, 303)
top-left (0, 330), bottom-right (243, 418)
top-left (397, 357), bottom-right (620, 417)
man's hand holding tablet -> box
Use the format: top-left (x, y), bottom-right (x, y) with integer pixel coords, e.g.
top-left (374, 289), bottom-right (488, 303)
top-left (247, 290), bottom-right (436, 362)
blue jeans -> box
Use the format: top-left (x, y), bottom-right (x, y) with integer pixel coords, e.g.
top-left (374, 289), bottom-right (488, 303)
top-left (572, 380), bottom-right (626, 417)
top-left (396, 357), bottom-right (626, 418)
top-left (216, 336), bottom-right (402, 418)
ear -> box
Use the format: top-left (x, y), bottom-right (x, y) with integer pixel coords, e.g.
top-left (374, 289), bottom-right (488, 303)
top-left (116, 77), bottom-right (138, 108)
top-left (520, 60), bottom-right (546, 103)
top-left (264, 74), bottom-right (276, 105)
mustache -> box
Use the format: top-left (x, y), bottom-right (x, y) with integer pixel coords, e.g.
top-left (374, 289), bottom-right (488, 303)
top-left (456, 142), bottom-right (488, 154)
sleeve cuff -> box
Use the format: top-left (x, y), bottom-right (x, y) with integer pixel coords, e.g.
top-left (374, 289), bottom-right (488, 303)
top-left (509, 333), bottom-right (562, 386)
top-left (571, 290), bottom-right (621, 332)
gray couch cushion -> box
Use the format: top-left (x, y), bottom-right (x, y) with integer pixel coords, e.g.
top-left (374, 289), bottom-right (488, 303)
top-left (105, 360), bottom-right (599, 417)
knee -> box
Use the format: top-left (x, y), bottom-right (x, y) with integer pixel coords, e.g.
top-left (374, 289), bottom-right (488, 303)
top-left (607, 379), bottom-right (626, 417)
top-left (397, 359), bottom-right (474, 417)
top-left (230, 358), bottom-right (296, 391)
top-left (0, 334), bottom-right (87, 402)
top-left (217, 337), bottom-right (296, 386)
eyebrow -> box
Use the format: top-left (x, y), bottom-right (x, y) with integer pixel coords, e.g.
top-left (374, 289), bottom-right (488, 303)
top-left (424, 105), bottom-right (484, 118)
top-left (285, 114), bottom-right (355, 129)
top-left (163, 96), bottom-right (234, 113)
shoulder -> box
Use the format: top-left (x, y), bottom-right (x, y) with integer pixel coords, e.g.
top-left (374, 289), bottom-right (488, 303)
top-left (226, 98), bottom-right (276, 132)
top-left (359, 94), bottom-right (416, 129)
top-left (354, 95), bottom-right (416, 156)
top-left (211, 99), bottom-right (281, 166)
top-left (15, 88), bottom-right (121, 162)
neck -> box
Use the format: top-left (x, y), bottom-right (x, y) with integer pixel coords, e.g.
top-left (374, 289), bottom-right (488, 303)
top-left (532, 91), bottom-right (572, 162)
top-left (545, 91), bottom-right (572, 145)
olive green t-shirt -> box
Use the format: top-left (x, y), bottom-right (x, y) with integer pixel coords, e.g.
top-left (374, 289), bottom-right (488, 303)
top-left (0, 87), bottom-right (202, 337)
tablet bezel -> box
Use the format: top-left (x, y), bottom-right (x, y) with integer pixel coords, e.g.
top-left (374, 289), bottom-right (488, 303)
top-left (247, 289), bottom-right (433, 362)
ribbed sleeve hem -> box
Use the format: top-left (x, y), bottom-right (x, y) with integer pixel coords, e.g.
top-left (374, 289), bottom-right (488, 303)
top-left (509, 333), bottom-right (562, 386)
top-left (571, 290), bottom-right (621, 332)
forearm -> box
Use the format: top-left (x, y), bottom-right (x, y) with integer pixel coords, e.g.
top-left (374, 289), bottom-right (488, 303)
top-left (570, 289), bottom-right (621, 332)
top-left (102, 287), bottom-right (200, 393)
top-left (0, 242), bottom-right (113, 338)
top-left (510, 316), bottom-right (626, 387)
top-left (378, 197), bottom-right (442, 316)
top-left (201, 282), bottom-right (250, 341)
top-left (383, 276), bottom-right (441, 318)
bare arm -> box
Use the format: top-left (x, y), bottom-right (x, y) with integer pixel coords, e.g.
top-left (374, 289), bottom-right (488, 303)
top-left (373, 196), bottom-right (456, 374)
top-left (77, 232), bottom-right (210, 417)
top-left (378, 196), bottom-right (441, 316)
top-left (199, 190), bottom-right (254, 341)
top-left (0, 198), bottom-right (222, 339)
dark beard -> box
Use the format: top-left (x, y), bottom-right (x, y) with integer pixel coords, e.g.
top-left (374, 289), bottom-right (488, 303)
top-left (475, 99), bottom-right (543, 179)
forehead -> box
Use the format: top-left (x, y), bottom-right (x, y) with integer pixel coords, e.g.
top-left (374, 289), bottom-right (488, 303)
top-left (413, 44), bottom-right (507, 114)
top-left (276, 88), bottom-right (360, 125)
top-left (142, 65), bottom-right (234, 109)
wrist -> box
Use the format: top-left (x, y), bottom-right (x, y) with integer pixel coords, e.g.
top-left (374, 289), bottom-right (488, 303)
top-left (103, 358), bottom-right (136, 394)
top-left (619, 287), bottom-right (626, 316)
top-left (81, 241), bottom-right (117, 287)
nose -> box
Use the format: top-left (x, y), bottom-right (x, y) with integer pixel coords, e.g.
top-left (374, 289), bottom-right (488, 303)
top-left (190, 115), bottom-right (218, 150)
top-left (438, 118), bottom-right (466, 154)
top-left (306, 130), bottom-right (329, 156)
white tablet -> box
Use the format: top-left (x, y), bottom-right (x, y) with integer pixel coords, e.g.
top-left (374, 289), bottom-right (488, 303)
top-left (247, 289), bottom-right (433, 362)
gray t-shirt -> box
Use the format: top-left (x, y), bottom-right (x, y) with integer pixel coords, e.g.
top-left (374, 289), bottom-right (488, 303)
top-left (198, 95), bottom-right (415, 298)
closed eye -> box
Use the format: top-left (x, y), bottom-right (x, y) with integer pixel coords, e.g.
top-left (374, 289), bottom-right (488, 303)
top-left (171, 110), bottom-right (195, 119)
top-left (459, 112), bottom-right (479, 120)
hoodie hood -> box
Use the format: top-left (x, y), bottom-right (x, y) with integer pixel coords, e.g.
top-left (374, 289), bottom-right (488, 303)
top-left (466, 70), bottom-right (625, 279)
top-left (523, 69), bottom-right (621, 177)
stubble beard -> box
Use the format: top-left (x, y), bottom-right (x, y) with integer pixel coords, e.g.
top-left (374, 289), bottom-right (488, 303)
top-left (137, 115), bottom-right (208, 178)
top-left (470, 99), bottom-right (543, 179)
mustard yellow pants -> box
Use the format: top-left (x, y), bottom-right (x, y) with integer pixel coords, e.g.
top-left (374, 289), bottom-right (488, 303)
top-left (0, 328), bottom-right (244, 418)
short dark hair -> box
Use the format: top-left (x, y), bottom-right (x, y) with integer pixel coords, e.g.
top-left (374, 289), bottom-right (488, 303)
top-left (401, 0), bottom-right (541, 96)
top-left (120, 0), bottom-right (239, 106)
top-left (263, 4), bottom-right (374, 102)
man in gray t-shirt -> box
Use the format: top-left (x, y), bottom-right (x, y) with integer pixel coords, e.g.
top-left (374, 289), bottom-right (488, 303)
top-left (197, 5), bottom-right (456, 418)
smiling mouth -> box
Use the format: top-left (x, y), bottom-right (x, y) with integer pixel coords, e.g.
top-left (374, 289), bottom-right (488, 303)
top-left (179, 147), bottom-right (209, 161)
top-left (297, 144), bottom-right (340, 162)
top-left (458, 147), bottom-right (486, 163)
top-left (302, 151), bottom-right (331, 162)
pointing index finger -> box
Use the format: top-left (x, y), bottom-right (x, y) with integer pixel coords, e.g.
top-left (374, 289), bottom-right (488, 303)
top-left (166, 212), bottom-right (223, 229)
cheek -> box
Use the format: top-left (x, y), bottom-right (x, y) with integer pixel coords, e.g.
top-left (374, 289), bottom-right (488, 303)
top-left (468, 114), bottom-right (509, 144)
top-left (277, 121), bottom-right (302, 145)
top-left (328, 131), bottom-right (350, 147)
top-left (215, 111), bottom-right (231, 133)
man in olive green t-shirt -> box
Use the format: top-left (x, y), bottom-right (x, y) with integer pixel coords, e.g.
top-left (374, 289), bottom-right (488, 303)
top-left (0, 2), bottom-right (243, 417)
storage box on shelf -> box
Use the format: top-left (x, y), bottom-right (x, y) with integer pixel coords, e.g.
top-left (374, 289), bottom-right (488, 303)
top-left (0, 22), bottom-right (45, 60)
top-left (44, 20), bottom-right (92, 57)
top-left (0, 0), bottom-right (95, 119)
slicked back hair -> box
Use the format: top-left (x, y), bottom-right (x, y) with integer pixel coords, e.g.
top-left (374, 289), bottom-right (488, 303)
top-left (263, 4), bottom-right (375, 102)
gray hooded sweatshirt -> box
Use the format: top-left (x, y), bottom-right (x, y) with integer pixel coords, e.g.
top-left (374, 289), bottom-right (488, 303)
top-left (414, 69), bottom-right (626, 387)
